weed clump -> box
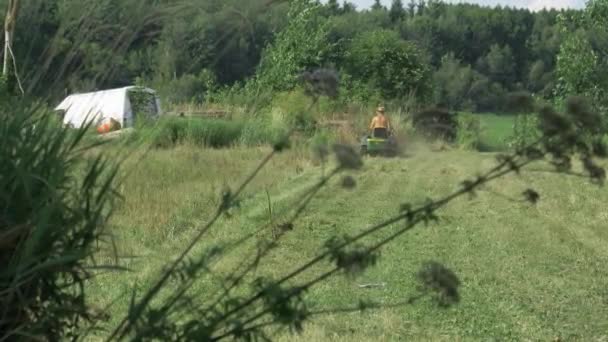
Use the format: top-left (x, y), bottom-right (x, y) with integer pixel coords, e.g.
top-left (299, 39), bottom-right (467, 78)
top-left (415, 261), bottom-right (461, 308)
top-left (0, 108), bottom-right (118, 340)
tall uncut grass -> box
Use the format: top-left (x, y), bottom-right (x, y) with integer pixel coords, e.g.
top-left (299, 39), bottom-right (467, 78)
top-left (0, 104), bottom-right (119, 340)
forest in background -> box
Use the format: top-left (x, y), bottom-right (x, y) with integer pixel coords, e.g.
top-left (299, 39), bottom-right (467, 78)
top-left (1, 0), bottom-right (605, 114)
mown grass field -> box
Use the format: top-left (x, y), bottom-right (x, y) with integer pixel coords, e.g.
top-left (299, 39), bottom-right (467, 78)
top-left (86, 124), bottom-right (608, 340)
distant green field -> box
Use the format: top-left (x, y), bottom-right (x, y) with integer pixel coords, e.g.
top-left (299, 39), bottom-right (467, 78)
top-left (476, 113), bottom-right (516, 151)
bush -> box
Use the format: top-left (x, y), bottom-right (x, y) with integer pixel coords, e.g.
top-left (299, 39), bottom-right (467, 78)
top-left (1, 107), bottom-right (117, 340)
top-left (505, 113), bottom-right (541, 151)
top-left (270, 89), bottom-right (318, 134)
top-left (251, 0), bottom-right (331, 93)
top-left (345, 29), bottom-right (432, 101)
top-left (456, 112), bottom-right (482, 150)
top-left (337, 74), bottom-right (383, 105)
top-left (431, 53), bottom-right (515, 113)
top-left (411, 107), bottom-right (458, 142)
top-left (128, 87), bottom-right (161, 123)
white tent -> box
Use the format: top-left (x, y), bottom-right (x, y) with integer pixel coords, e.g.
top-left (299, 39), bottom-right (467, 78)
top-left (55, 86), bottom-right (162, 129)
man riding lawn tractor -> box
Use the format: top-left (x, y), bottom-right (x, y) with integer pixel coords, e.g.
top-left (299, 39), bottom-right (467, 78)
top-left (360, 106), bottom-right (398, 156)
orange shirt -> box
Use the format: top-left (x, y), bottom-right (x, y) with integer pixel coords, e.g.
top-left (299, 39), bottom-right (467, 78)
top-left (369, 114), bottom-right (390, 130)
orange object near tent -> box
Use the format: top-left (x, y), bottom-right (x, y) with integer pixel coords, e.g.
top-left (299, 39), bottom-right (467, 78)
top-left (96, 118), bottom-right (121, 134)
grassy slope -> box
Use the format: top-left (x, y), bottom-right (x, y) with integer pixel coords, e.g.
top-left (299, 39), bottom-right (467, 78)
top-left (88, 142), bottom-right (607, 341)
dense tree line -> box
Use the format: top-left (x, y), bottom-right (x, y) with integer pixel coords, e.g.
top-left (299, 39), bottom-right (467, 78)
top-left (1, 0), bottom-right (604, 113)
top-left (324, 0), bottom-right (582, 111)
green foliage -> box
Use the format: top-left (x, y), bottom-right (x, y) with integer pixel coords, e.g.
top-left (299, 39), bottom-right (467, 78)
top-left (505, 113), bottom-right (541, 150)
top-left (556, 0), bottom-right (608, 114)
top-left (155, 69), bottom-right (218, 105)
top-left (251, 0), bottom-right (332, 93)
top-left (556, 31), bottom-right (598, 96)
top-left (389, 0), bottom-right (406, 23)
top-left (150, 117), bottom-right (245, 148)
top-left (585, 0), bottom-right (608, 29)
top-left (337, 73), bottom-right (383, 105)
top-left (372, 0), bottom-right (384, 11)
top-left (527, 60), bottom-right (554, 97)
top-left (309, 129), bottom-right (337, 163)
top-left (197, 119), bottom-right (243, 148)
top-left (207, 81), bottom-right (274, 111)
top-left (479, 44), bottom-right (516, 87)
top-left (456, 112), bottom-right (482, 150)
top-left (325, 0), bottom-right (340, 16)
top-left (7, 0), bottom-right (588, 112)
top-left (433, 53), bottom-right (480, 111)
top-left (431, 50), bottom-right (513, 112)
top-left (345, 29), bottom-right (432, 101)
top-left (0, 106), bottom-right (117, 340)
top-left (239, 117), bottom-right (278, 147)
top-left (128, 87), bottom-right (160, 126)
top-left (269, 89), bottom-right (318, 134)
top-left (471, 80), bottom-right (507, 113)
top-left (0, 75), bottom-right (10, 102)
top-left (132, 115), bottom-right (284, 149)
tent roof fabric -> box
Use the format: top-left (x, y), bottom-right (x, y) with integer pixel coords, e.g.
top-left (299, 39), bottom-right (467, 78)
top-left (55, 86), bottom-right (157, 129)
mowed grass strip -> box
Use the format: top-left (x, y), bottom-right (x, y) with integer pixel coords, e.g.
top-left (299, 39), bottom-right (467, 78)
top-left (87, 146), bottom-right (608, 341)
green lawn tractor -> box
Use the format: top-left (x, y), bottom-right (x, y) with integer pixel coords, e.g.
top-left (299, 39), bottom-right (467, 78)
top-left (360, 128), bottom-right (398, 157)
